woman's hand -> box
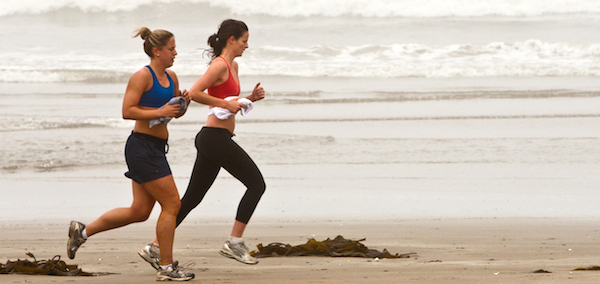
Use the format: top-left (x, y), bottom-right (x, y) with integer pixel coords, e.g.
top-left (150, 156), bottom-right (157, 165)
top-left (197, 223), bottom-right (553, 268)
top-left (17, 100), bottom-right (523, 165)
top-left (180, 89), bottom-right (191, 104)
top-left (247, 83), bottom-right (265, 102)
top-left (160, 102), bottom-right (182, 117)
top-left (224, 97), bottom-right (244, 113)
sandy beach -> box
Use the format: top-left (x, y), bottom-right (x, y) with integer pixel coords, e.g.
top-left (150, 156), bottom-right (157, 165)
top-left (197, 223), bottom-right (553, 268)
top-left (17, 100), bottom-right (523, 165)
top-left (3, 2), bottom-right (600, 283)
top-left (1, 218), bottom-right (600, 283)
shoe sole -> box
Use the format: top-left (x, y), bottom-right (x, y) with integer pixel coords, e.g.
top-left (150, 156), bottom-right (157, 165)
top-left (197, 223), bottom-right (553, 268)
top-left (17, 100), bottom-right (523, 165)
top-left (156, 275), bottom-right (194, 281)
top-left (67, 221), bottom-right (83, 259)
top-left (219, 250), bottom-right (258, 265)
top-left (138, 250), bottom-right (160, 270)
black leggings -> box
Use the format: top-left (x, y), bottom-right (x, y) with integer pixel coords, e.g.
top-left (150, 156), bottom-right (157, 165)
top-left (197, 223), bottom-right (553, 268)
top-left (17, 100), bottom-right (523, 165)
top-left (176, 127), bottom-right (266, 225)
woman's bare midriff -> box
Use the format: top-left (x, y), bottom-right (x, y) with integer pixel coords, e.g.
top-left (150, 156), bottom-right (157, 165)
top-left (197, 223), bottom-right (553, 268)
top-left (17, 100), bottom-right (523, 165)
top-left (132, 106), bottom-right (169, 139)
top-left (205, 112), bottom-right (236, 134)
top-left (133, 120), bottom-right (169, 140)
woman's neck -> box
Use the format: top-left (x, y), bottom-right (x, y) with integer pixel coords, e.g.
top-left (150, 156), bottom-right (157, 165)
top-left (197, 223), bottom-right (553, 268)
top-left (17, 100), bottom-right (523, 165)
top-left (148, 61), bottom-right (167, 74)
top-left (219, 51), bottom-right (236, 65)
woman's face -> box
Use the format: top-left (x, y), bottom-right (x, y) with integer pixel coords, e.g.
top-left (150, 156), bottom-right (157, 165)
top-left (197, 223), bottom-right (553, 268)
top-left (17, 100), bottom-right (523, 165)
top-left (230, 31), bottom-right (249, 57)
top-left (155, 37), bottom-right (177, 67)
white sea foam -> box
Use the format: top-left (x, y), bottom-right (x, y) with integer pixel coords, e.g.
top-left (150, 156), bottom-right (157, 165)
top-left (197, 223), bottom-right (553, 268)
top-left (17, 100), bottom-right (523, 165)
top-left (0, 115), bottom-right (130, 132)
top-left (2, 40), bottom-right (599, 82)
top-left (3, 0), bottom-right (600, 17)
top-left (243, 40), bottom-right (600, 77)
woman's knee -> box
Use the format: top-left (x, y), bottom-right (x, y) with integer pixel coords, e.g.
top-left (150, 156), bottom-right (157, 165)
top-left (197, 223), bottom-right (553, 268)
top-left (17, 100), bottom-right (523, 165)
top-left (129, 207), bottom-right (152, 222)
top-left (247, 179), bottom-right (267, 199)
top-left (160, 198), bottom-right (181, 215)
top-left (251, 179), bottom-right (266, 197)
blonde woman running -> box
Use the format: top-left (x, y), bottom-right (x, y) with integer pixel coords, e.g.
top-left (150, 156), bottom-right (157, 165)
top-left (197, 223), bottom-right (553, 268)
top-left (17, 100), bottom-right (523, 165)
top-left (67, 27), bottom-right (194, 281)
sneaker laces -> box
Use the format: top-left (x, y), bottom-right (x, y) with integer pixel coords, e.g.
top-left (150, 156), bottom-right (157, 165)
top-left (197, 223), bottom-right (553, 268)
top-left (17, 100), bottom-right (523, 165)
top-left (148, 244), bottom-right (160, 258)
top-left (234, 242), bottom-right (250, 254)
top-left (177, 260), bottom-right (196, 270)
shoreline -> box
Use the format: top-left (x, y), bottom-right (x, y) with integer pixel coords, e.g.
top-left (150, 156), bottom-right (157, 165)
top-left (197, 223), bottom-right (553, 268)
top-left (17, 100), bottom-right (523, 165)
top-left (4, 76), bottom-right (600, 96)
top-left (217, 75), bottom-right (600, 94)
top-left (2, 218), bottom-right (600, 283)
top-left (2, 156), bottom-right (600, 222)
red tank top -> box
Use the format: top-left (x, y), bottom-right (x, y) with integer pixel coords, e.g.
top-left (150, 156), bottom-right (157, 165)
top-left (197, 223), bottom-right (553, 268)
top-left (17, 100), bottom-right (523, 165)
top-left (207, 57), bottom-right (240, 99)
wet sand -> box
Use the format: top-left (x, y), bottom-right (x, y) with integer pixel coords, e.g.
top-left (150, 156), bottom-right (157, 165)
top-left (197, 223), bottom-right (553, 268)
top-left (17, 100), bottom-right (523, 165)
top-left (2, 218), bottom-right (600, 283)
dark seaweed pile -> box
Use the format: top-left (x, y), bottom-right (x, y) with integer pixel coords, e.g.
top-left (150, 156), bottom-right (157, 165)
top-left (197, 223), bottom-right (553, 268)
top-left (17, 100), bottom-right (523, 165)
top-left (0, 253), bottom-right (94, 276)
top-left (250, 235), bottom-right (415, 259)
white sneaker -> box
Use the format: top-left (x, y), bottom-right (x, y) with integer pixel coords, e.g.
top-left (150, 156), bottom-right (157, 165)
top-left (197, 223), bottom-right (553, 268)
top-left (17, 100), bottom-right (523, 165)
top-left (156, 261), bottom-right (195, 281)
top-left (138, 243), bottom-right (161, 270)
top-left (219, 241), bottom-right (259, 265)
top-left (67, 220), bottom-right (86, 259)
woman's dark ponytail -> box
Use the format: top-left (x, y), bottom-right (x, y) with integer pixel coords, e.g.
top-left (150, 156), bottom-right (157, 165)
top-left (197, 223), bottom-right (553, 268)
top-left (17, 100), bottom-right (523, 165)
top-left (206, 19), bottom-right (248, 60)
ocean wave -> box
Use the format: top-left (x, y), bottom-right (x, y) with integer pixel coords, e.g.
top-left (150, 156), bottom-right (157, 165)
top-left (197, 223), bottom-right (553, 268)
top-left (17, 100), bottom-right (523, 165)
top-left (241, 40), bottom-right (600, 77)
top-left (0, 116), bottom-right (130, 132)
top-left (0, 69), bottom-right (132, 83)
top-left (3, 40), bottom-right (600, 82)
top-left (261, 90), bottom-right (600, 104)
top-left (3, 0), bottom-right (600, 18)
top-left (235, 114), bottom-right (600, 125)
top-left (0, 50), bottom-right (144, 83)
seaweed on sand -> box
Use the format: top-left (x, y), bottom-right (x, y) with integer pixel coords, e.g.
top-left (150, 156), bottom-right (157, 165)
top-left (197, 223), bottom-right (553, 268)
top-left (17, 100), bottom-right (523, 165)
top-left (573, 266), bottom-right (600, 271)
top-left (0, 252), bottom-right (95, 276)
top-left (250, 235), bottom-right (416, 259)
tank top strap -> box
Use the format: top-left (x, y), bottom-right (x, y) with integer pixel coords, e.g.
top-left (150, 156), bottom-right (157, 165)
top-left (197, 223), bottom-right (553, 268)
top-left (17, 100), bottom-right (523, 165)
top-left (146, 65), bottom-right (173, 88)
top-left (218, 56), bottom-right (233, 76)
top-left (145, 65), bottom-right (159, 84)
top-left (165, 70), bottom-right (174, 86)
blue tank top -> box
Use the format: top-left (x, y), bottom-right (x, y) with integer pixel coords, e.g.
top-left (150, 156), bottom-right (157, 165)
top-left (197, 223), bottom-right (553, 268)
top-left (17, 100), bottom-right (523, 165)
top-left (138, 66), bottom-right (175, 108)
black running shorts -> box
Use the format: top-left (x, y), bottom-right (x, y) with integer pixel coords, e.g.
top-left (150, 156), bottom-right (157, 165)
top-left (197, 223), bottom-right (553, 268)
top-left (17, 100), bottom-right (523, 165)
top-left (124, 132), bottom-right (171, 184)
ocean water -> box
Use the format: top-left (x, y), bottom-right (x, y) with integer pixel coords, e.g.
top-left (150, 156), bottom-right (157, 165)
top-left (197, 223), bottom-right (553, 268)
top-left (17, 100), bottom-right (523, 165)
top-left (1, 0), bottom-right (600, 220)
top-left (4, 0), bottom-right (600, 83)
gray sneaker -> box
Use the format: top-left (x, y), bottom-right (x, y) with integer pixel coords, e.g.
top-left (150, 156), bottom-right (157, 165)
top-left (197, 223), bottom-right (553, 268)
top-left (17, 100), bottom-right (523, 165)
top-left (67, 220), bottom-right (86, 259)
top-left (139, 242), bottom-right (161, 270)
top-left (219, 241), bottom-right (259, 265)
top-left (156, 261), bottom-right (195, 281)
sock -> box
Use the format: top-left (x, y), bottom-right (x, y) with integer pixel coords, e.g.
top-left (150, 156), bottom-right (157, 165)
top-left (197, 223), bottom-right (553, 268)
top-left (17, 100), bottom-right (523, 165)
top-left (81, 228), bottom-right (88, 240)
top-left (229, 236), bottom-right (243, 245)
top-left (160, 263), bottom-right (173, 270)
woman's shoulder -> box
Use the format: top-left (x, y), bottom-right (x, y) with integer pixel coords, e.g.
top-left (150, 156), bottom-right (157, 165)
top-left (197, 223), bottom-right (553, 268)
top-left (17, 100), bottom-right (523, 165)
top-left (127, 67), bottom-right (153, 88)
top-left (208, 58), bottom-right (229, 74)
top-left (210, 57), bottom-right (228, 67)
top-left (132, 66), bottom-right (152, 79)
